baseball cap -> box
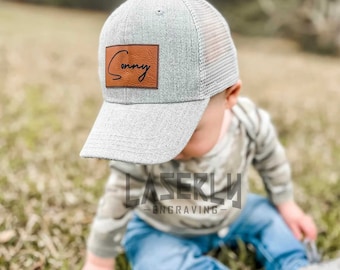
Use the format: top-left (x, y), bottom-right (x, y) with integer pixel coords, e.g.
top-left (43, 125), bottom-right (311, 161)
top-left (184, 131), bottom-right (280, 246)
top-left (80, 0), bottom-right (239, 164)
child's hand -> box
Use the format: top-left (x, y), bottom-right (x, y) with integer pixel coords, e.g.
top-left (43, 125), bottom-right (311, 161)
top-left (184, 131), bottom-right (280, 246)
top-left (276, 200), bottom-right (318, 241)
top-left (82, 251), bottom-right (115, 270)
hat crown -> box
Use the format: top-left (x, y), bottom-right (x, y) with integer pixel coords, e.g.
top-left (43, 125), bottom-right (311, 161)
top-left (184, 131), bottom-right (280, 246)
top-left (99, 0), bottom-right (239, 104)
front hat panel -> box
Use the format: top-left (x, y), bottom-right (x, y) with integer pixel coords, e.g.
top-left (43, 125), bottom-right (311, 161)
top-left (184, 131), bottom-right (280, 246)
top-left (99, 0), bottom-right (201, 104)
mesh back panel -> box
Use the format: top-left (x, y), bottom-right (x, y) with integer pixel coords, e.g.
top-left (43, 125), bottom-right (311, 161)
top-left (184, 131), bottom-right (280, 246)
top-left (183, 0), bottom-right (239, 98)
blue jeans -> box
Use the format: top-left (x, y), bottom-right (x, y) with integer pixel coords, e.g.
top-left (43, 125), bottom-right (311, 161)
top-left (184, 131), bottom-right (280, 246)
top-left (122, 194), bottom-right (309, 270)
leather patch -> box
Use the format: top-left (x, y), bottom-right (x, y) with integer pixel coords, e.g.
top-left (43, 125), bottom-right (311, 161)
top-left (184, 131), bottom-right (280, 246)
top-left (106, 44), bottom-right (159, 89)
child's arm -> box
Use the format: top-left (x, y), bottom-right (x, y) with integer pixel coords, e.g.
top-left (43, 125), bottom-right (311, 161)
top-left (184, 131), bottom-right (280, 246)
top-left (251, 107), bottom-right (294, 205)
top-left (250, 104), bottom-right (317, 240)
top-left (83, 161), bottom-right (147, 268)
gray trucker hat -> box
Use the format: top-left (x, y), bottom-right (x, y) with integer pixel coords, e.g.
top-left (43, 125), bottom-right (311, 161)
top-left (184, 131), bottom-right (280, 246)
top-left (80, 0), bottom-right (239, 164)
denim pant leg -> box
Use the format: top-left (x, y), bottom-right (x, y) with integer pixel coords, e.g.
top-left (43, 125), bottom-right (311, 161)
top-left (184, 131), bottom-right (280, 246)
top-left (213, 194), bottom-right (309, 270)
top-left (122, 213), bottom-right (229, 270)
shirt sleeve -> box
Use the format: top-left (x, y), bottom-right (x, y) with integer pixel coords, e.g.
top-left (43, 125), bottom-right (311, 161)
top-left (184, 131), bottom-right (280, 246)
top-left (87, 160), bottom-right (147, 258)
top-left (251, 107), bottom-right (295, 205)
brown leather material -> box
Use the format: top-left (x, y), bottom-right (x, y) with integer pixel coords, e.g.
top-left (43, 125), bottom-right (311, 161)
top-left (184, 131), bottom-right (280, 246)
top-left (105, 44), bottom-right (159, 89)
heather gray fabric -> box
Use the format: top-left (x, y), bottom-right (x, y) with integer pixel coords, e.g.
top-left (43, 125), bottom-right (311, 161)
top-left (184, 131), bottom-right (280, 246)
top-left (86, 97), bottom-right (295, 258)
top-left (80, 0), bottom-right (239, 164)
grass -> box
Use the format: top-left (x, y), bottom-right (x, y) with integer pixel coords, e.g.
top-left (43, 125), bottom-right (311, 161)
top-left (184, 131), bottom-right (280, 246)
top-left (0, 1), bottom-right (339, 269)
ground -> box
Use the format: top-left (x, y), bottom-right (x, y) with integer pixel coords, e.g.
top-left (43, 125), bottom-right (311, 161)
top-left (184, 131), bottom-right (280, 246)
top-left (0, 1), bottom-right (339, 270)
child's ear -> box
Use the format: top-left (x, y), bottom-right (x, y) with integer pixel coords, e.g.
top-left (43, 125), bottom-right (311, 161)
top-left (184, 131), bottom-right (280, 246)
top-left (225, 80), bottom-right (242, 109)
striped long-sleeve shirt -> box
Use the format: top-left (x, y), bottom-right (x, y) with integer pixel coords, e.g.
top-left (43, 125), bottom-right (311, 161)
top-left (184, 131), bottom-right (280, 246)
top-left (86, 97), bottom-right (294, 258)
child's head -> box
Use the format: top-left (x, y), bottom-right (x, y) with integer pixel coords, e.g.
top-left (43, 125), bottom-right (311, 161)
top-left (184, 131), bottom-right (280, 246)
top-left (80, 0), bottom-right (240, 164)
top-left (174, 81), bottom-right (241, 160)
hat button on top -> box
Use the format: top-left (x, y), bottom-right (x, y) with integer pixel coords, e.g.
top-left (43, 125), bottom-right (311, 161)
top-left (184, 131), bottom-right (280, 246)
top-left (155, 9), bottom-right (165, 16)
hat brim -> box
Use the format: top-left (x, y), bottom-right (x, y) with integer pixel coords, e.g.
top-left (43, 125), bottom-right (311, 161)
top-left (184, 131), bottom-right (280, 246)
top-left (80, 99), bottom-right (209, 164)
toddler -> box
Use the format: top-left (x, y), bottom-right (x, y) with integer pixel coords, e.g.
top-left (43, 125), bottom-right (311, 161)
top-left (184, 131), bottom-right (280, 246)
top-left (80, 0), bottom-right (318, 269)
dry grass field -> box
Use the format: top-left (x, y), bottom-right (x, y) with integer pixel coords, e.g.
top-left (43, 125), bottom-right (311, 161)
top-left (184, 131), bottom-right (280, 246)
top-left (0, 1), bottom-right (339, 269)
